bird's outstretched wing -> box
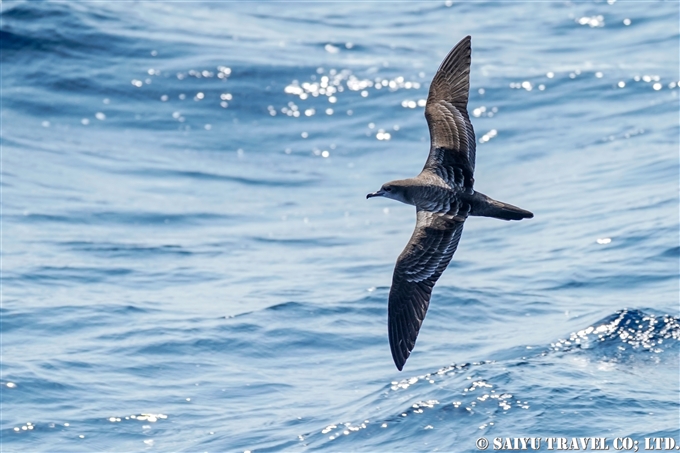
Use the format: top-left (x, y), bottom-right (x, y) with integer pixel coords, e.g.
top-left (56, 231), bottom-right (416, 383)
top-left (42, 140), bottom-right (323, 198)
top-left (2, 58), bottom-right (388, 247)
top-left (423, 35), bottom-right (476, 188)
top-left (389, 211), bottom-right (465, 370)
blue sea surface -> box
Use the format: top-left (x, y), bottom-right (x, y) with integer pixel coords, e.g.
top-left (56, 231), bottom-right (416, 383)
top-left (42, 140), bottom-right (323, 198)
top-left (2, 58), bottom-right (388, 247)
top-left (2, 1), bottom-right (679, 451)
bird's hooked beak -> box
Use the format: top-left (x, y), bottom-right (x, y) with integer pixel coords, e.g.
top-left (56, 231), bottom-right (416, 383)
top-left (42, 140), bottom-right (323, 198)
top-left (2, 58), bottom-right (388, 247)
top-left (366, 189), bottom-right (385, 199)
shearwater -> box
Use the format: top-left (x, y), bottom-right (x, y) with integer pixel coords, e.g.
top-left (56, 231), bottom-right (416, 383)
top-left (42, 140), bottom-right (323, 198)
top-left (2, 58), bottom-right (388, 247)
top-left (367, 36), bottom-right (533, 371)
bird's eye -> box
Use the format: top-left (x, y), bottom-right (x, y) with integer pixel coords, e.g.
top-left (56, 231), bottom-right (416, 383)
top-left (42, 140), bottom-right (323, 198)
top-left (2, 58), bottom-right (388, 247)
top-left (385, 187), bottom-right (392, 192)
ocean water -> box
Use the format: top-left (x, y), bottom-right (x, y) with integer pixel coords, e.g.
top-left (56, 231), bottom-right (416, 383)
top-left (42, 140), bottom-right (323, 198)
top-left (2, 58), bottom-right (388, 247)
top-left (2, 1), bottom-right (679, 451)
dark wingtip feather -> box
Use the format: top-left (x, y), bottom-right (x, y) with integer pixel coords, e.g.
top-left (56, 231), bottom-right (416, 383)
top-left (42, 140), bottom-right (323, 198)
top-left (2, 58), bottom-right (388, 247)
top-left (391, 343), bottom-right (408, 371)
top-left (435, 35), bottom-right (472, 75)
top-left (390, 338), bottom-right (406, 371)
top-left (389, 316), bottom-right (411, 371)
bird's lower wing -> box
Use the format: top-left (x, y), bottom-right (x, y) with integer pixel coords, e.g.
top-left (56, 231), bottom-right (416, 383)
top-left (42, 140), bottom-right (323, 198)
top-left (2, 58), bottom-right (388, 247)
top-left (388, 211), bottom-right (465, 370)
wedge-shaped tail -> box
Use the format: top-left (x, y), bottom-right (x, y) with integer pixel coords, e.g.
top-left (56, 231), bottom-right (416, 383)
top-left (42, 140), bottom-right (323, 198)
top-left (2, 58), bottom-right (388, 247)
top-left (468, 191), bottom-right (533, 221)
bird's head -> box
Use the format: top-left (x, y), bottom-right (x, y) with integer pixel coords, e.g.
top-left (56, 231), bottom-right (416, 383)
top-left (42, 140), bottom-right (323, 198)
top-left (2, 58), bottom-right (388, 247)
top-left (366, 180), bottom-right (412, 205)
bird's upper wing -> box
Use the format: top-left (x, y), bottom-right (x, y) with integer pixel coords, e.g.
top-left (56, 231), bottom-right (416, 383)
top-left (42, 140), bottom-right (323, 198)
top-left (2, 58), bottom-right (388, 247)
top-left (423, 36), bottom-right (476, 188)
top-left (389, 210), bottom-right (465, 370)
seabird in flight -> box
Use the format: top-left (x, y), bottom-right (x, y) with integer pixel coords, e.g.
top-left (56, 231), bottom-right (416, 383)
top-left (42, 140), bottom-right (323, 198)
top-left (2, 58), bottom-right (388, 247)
top-left (367, 36), bottom-right (533, 371)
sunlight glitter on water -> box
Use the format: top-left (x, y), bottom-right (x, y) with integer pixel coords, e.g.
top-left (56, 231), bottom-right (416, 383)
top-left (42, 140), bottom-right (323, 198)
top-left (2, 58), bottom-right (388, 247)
top-left (472, 105), bottom-right (499, 118)
top-left (283, 70), bottom-right (422, 111)
top-left (551, 310), bottom-right (680, 353)
top-left (479, 129), bottom-right (497, 143)
top-left (577, 15), bottom-right (605, 27)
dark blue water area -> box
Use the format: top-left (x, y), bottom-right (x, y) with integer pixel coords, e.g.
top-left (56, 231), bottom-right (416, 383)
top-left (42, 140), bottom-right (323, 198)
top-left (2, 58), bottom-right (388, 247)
top-left (2, 1), bottom-right (679, 452)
